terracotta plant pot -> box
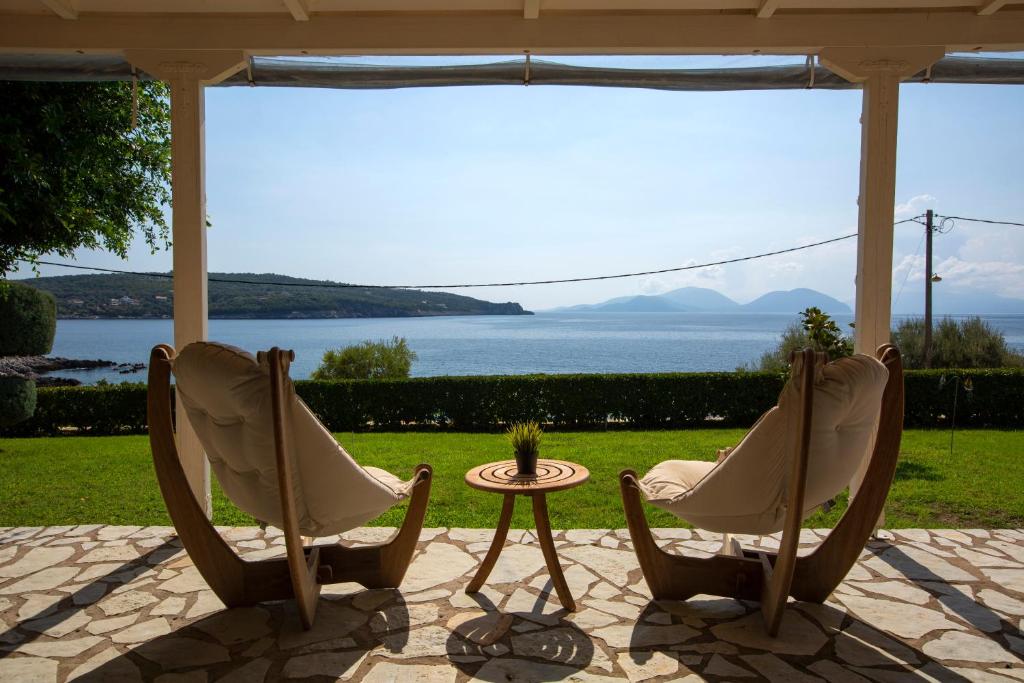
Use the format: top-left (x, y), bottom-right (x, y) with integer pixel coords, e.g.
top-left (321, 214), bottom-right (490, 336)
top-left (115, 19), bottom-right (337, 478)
top-left (515, 452), bottom-right (538, 476)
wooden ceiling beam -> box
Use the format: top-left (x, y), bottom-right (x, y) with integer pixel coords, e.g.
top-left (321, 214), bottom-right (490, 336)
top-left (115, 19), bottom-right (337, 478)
top-left (524, 0), bottom-right (540, 19)
top-left (39, 0), bottom-right (77, 20)
top-left (977, 0), bottom-right (1008, 15)
top-left (1, 11), bottom-right (1022, 55)
top-left (282, 0), bottom-right (310, 21)
top-left (757, 0), bottom-right (780, 18)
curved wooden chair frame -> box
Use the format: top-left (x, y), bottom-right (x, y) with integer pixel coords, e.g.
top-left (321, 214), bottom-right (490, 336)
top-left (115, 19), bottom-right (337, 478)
top-left (620, 344), bottom-right (904, 635)
top-left (147, 344), bottom-right (433, 629)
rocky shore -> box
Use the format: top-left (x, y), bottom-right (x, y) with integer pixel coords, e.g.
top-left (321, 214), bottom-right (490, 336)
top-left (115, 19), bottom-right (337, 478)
top-left (0, 356), bottom-right (144, 386)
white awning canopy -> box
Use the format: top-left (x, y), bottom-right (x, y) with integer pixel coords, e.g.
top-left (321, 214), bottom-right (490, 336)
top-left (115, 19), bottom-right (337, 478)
top-left (2, 53), bottom-right (1023, 90)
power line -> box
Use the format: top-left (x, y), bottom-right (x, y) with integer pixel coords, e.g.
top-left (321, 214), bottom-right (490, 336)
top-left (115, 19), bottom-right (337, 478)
top-left (892, 228), bottom-right (927, 308)
top-left (23, 232), bottom-right (860, 290)
top-left (934, 215), bottom-right (1024, 228)
top-left (18, 212), bottom-right (1015, 290)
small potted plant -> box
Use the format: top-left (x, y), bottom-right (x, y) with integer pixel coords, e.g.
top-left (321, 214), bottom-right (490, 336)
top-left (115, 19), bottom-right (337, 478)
top-left (507, 421), bottom-right (542, 476)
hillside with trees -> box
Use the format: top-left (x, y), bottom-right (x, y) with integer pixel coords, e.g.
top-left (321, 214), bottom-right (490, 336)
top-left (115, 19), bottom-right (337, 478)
top-left (17, 272), bottom-right (532, 319)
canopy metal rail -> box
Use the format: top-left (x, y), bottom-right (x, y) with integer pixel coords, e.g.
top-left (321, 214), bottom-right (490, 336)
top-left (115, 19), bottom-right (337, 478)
top-left (2, 54), bottom-right (1023, 90)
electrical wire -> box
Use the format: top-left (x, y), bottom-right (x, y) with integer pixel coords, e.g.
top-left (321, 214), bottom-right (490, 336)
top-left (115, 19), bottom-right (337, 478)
top-left (892, 229), bottom-right (927, 308)
top-left (934, 215), bottom-right (1024, 228)
top-left (22, 232), bottom-right (860, 290)
top-left (17, 212), bottom-right (1017, 291)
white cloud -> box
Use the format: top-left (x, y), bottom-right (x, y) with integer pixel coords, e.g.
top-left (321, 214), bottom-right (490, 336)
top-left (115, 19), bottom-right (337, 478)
top-left (931, 256), bottom-right (1024, 297)
top-left (894, 194), bottom-right (936, 219)
top-left (766, 260), bottom-right (803, 275)
top-left (957, 227), bottom-right (1024, 264)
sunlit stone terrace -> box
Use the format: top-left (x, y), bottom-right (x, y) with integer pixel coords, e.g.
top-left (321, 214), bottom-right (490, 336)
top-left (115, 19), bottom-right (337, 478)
top-left (1, 525), bottom-right (1022, 681)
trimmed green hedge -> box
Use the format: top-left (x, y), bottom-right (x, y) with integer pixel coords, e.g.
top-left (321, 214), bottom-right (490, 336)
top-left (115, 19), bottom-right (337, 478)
top-left (0, 282), bottom-right (57, 356)
top-left (3, 382), bottom-right (149, 436)
top-left (2, 368), bottom-right (1022, 437)
top-left (903, 369), bottom-right (1024, 430)
top-left (0, 376), bottom-right (37, 428)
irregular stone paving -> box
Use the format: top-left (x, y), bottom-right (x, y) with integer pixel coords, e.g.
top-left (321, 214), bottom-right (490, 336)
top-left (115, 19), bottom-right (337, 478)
top-left (0, 526), bottom-right (1022, 681)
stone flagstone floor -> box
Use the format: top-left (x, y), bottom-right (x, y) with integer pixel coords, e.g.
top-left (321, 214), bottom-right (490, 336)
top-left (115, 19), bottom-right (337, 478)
top-left (0, 526), bottom-right (1023, 682)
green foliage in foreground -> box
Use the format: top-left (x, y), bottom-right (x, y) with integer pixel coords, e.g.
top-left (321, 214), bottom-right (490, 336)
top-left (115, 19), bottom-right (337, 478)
top-left (893, 316), bottom-right (1024, 369)
top-left (756, 310), bottom-right (1023, 372)
top-left (1, 430), bottom-right (1021, 529)
top-left (0, 376), bottom-right (36, 428)
top-left (312, 336), bottom-right (417, 380)
top-left (0, 281), bottom-right (56, 356)
top-left (751, 307), bottom-right (853, 372)
top-left (4, 366), bottom-right (1023, 437)
top-left (0, 81), bottom-right (171, 276)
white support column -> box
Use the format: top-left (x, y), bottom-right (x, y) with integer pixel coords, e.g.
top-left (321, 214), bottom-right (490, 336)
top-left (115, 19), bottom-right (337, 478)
top-left (126, 50), bottom-right (246, 517)
top-left (821, 47), bottom-right (943, 356)
top-left (820, 47), bottom-right (943, 520)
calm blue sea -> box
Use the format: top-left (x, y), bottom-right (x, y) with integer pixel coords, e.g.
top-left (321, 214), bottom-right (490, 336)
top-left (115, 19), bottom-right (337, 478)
top-left (48, 312), bottom-right (1024, 385)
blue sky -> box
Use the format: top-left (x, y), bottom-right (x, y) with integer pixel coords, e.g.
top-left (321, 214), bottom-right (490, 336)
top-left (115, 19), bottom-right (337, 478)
top-left (18, 56), bottom-right (1024, 311)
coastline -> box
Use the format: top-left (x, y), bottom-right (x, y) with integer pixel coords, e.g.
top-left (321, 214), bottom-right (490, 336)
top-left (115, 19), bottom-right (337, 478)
top-left (0, 356), bottom-right (143, 386)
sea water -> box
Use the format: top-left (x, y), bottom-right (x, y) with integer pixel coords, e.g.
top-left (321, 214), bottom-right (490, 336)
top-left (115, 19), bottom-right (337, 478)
top-left (47, 312), bottom-right (1024, 385)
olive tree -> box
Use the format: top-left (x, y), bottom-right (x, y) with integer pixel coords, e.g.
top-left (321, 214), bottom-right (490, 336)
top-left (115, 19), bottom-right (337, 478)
top-left (0, 80), bottom-right (172, 275)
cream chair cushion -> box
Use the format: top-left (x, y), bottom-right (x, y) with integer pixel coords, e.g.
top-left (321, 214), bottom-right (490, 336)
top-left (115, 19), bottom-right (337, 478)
top-left (173, 342), bottom-right (413, 537)
top-left (638, 353), bottom-right (888, 535)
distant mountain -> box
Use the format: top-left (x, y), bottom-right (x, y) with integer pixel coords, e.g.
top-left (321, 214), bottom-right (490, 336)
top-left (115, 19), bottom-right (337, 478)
top-left (741, 288), bottom-right (852, 314)
top-left (596, 295), bottom-right (684, 312)
top-left (660, 287), bottom-right (741, 311)
top-left (891, 287), bottom-right (1024, 315)
top-left (549, 286), bottom-right (850, 314)
top-left (16, 272), bottom-right (532, 319)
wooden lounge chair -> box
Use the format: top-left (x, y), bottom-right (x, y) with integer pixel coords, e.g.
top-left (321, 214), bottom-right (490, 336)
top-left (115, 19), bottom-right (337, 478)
top-left (620, 344), bottom-right (903, 635)
top-left (147, 342), bottom-right (433, 629)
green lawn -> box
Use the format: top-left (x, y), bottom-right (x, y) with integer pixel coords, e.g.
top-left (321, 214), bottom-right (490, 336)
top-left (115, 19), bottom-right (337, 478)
top-left (1, 429), bottom-right (1021, 529)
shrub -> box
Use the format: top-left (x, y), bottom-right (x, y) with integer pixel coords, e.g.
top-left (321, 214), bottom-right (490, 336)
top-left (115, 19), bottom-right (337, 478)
top-left (0, 282), bottom-right (57, 356)
top-left (311, 336), bottom-right (416, 380)
top-left (751, 307), bottom-right (853, 372)
top-left (1, 382), bottom-right (148, 436)
top-left (0, 376), bottom-right (37, 427)
top-left (892, 316), bottom-right (1024, 369)
top-left (4, 368), bottom-right (1022, 436)
top-left (904, 368), bottom-right (1023, 428)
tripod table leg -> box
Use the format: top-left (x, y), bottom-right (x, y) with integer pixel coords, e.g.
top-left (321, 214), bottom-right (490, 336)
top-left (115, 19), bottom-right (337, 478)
top-left (532, 493), bottom-right (575, 611)
top-left (466, 493), bottom-right (516, 593)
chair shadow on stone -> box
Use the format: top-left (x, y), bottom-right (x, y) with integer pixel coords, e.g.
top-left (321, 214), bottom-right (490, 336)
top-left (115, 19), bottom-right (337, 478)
top-left (0, 539), bottom-right (180, 657)
top-left (626, 599), bottom-right (978, 681)
top-left (867, 540), bottom-right (1023, 655)
top-left (68, 586), bottom-right (412, 681)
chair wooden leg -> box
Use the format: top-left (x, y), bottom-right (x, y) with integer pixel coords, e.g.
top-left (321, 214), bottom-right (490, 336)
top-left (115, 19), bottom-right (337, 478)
top-left (148, 345), bottom-right (272, 607)
top-left (791, 345), bottom-right (904, 603)
top-left (619, 470), bottom-right (763, 602)
top-left (149, 347), bottom-right (434, 628)
top-left (319, 464), bottom-right (433, 589)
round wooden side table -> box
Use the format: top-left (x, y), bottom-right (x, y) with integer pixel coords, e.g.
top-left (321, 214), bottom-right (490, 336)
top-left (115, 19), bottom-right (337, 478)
top-left (464, 458), bottom-right (590, 611)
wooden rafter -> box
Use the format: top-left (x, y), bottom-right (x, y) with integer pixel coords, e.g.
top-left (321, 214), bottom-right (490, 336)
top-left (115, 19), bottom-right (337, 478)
top-left (757, 0), bottom-right (780, 18)
top-left (977, 0), bottom-right (1008, 15)
top-left (524, 0), bottom-right (540, 19)
top-left (282, 0), bottom-right (310, 21)
top-left (3, 12), bottom-right (1023, 55)
top-left (39, 0), bottom-right (76, 20)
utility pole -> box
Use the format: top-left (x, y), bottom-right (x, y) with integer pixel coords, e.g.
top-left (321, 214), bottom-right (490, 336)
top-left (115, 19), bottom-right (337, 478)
top-left (924, 209), bottom-right (933, 368)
